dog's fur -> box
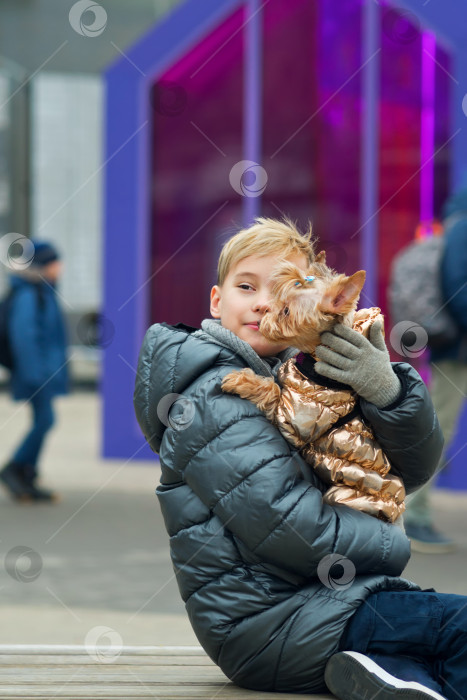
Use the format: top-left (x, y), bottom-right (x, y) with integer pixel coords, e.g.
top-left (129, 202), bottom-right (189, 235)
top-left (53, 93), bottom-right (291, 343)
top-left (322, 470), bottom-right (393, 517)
top-left (221, 253), bottom-right (366, 420)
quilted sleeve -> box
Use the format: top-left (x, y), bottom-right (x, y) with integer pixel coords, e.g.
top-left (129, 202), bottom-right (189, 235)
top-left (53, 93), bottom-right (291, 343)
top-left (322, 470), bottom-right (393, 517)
top-left (359, 362), bottom-right (444, 494)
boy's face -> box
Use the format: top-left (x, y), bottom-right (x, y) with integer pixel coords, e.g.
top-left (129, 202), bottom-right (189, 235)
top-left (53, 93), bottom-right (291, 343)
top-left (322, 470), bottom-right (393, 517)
top-left (210, 253), bottom-right (308, 357)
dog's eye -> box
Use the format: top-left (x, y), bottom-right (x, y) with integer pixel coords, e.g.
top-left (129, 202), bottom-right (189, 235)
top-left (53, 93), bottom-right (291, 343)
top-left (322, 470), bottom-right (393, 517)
top-left (283, 307), bottom-right (289, 316)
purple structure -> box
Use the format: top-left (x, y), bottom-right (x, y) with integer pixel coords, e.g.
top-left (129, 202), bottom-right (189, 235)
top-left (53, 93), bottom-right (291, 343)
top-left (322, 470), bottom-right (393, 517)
top-left (103, 0), bottom-right (467, 488)
top-left (103, 0), bottom-right (246, 460)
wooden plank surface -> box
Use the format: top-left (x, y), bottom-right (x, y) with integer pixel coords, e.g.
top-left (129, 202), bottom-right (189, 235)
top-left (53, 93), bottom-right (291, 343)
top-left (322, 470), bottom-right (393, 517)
top-left (0, 645), bottom-right (334, 699)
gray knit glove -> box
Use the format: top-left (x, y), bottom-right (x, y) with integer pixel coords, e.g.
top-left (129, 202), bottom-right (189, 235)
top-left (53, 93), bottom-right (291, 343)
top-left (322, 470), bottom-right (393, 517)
top-left (314, 322), bottom-right (402, 408)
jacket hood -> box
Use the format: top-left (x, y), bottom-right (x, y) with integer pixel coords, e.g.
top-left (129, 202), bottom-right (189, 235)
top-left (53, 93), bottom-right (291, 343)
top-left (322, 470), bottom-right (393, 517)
top-left (442, 187), bottom-right (467, 220)
top-left (133, 323), bottom-right (249, 454)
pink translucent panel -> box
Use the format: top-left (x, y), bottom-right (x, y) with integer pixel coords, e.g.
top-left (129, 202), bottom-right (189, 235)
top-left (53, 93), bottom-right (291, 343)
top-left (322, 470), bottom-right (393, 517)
top-left (379, 6), bottom-right (423, 324)
top-left (149, 6), bottom-right (246, 327)
top-left (149, 0), bottom-right (453, 337)
top-left (379, 7), bottom-right (452, 330)
top-left (261, 0), bottom-right (363, 276)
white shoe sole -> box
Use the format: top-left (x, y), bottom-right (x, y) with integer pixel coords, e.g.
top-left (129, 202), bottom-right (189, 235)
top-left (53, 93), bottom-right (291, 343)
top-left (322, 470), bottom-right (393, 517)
top-left (325, 651), bottom-right (446, 700)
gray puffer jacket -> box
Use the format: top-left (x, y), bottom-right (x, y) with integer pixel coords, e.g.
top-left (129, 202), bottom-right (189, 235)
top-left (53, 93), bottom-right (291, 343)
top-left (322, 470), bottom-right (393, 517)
top-left (133, 321), bottom-right (443, 694)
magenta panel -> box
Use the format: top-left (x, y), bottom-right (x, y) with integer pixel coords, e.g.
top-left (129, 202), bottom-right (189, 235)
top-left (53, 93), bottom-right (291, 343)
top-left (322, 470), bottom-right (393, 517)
top-left (380, 12), bottom-right (450, 328)
top-left (379, 6), bottom-right (422, 327)
top-left (380, 9), bottom-right (452, 344)
top-left (149, 5), bottom-right (246, 327)
top-left (261, 0), bottom-right (363, 277)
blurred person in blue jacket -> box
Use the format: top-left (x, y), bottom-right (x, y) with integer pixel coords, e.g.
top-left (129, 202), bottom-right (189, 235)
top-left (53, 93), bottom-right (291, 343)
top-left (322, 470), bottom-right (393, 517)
top-left (405, 187), bottom-right (467, 552)
top-left (0, 241), bottom-right (69, 502)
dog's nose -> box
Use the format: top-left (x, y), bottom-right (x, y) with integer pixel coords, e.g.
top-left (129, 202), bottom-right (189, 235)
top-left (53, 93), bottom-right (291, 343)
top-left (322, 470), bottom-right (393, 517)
top-left (255, 302), bottom-right (270, 314)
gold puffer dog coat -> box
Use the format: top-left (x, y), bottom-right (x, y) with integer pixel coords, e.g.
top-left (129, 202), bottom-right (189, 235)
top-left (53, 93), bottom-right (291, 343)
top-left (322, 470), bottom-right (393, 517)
top-left (275, 308), bottom-right (405, 522)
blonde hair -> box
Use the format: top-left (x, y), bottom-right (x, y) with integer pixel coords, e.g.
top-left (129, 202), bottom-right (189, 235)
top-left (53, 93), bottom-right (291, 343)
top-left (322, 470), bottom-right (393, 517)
top-left (217, 217), bottom-right (315, 285)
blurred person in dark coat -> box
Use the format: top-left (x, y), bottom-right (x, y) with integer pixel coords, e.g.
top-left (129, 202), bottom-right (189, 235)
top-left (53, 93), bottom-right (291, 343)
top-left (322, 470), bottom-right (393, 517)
top-left (405, 187), bottom-right (467, 552)
top-left (0, 241), bottom-right (69, 502)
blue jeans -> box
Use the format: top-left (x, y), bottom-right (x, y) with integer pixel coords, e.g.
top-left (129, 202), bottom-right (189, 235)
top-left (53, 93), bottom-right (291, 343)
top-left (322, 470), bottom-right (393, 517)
top-left (12, 389), bottom-right (55, 478)
top-left (339, 589), bottom-right (467, 699)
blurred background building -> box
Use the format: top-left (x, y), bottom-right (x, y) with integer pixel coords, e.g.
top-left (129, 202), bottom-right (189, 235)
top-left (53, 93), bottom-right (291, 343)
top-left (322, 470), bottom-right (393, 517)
top-left (0, 0), bottom-right (466, 485)
top-left (102, 0), bottom-right (467, 479)
top-left (0, 0), bottom-right (183, 385)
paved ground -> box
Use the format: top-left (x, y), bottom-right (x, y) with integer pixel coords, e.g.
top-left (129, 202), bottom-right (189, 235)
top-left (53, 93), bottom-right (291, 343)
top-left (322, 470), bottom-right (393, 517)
top-left (0, 389), bottom-right (466, 649)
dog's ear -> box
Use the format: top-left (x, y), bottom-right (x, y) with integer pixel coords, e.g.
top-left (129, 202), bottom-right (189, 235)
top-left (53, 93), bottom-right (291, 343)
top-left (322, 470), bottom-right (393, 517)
top-left (319, 270), bottom-right (366, 315)
top-left (315, 250), bottom-right (326, 264)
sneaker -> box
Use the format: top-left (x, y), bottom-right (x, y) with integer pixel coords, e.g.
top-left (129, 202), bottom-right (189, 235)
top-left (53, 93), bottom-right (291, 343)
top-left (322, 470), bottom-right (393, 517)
top-left (405, 523), bottom-right (457, 554)
top-left (27, 483), bottom-right (60, 503)
top-left (0, 463), bottom-right (59, 503)
top-left (0, 463), bottom-right (33, 501)
top-left (325, 651), bottom-right (446, 700)
top-left (17, 466), bottom-right (60, 503)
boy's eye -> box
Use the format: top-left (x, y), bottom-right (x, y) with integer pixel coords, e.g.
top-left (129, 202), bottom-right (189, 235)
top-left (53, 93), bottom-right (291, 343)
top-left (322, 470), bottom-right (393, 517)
top-left (239, 284), bottom-right (254, 291)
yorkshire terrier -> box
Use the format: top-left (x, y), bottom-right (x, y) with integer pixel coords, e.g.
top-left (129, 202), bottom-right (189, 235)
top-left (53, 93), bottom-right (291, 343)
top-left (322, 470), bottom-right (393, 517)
top-left (221, 253), bottom-right (405, 523)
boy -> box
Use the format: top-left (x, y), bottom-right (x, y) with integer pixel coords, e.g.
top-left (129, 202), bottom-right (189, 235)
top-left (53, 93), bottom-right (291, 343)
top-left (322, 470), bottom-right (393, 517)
top-left (134, 218), bottom-right (465, 698)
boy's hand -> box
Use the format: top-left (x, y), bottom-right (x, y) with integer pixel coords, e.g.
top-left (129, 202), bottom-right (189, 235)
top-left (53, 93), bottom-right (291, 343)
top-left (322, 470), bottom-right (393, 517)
top-left (314, 322), bottom-right (402, 408)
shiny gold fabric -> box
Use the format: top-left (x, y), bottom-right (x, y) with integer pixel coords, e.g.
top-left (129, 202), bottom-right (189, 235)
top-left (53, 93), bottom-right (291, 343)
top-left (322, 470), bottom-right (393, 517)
top-left (275, 308), bottom-right (405, 522)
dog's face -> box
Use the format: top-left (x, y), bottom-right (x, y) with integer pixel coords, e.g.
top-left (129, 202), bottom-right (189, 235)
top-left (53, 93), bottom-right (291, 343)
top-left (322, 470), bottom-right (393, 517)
top-left (259, 253), bottom-right (366, 353)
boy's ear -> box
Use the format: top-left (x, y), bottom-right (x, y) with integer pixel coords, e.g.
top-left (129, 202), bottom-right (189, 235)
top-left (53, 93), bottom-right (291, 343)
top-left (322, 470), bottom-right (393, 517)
top-left (210, 285), bottom-right (221, 318)
top-left (319, 270), bottom-right (366, 315)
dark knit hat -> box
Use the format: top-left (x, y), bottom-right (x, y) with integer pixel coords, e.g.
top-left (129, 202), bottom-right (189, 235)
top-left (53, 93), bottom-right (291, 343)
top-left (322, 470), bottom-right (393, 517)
top-left (30, 240), bottom-right (60, 268)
